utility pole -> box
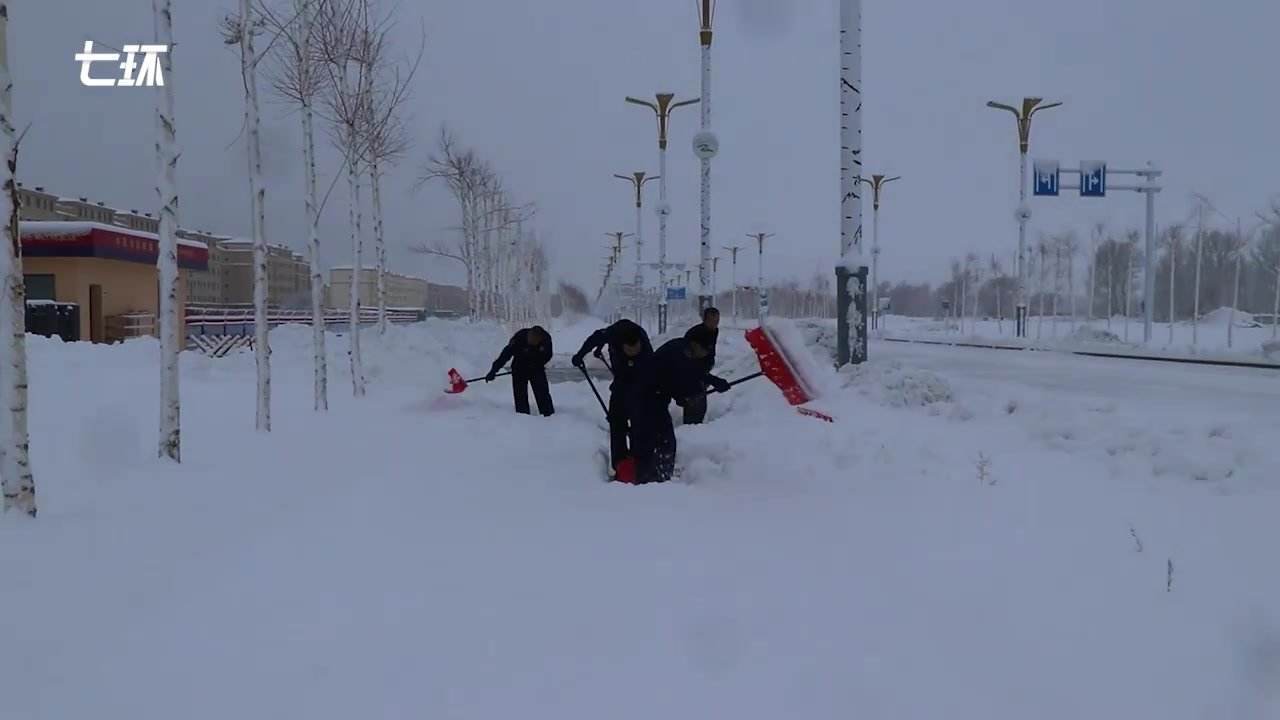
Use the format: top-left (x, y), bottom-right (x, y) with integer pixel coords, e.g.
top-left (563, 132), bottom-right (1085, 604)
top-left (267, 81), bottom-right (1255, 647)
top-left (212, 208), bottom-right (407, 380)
top-left (722, 244), bottom-right (741, 324)
top-left (605, 231), bottom-right (631, 322)
top-left (859, 173), bottom-right (901, 330)
top-left (748, 232), bottom-right (774, 320)
top-left (614, 171), bottom-right (657, 325)
top-left (692, 0), bottom-right (719, 315)
top-left (836, 0), bottom-right (867, 366)
top-left (626, 93), bottom-right (699, 334)
top-left (986, 97), bottom-right (1063, 338)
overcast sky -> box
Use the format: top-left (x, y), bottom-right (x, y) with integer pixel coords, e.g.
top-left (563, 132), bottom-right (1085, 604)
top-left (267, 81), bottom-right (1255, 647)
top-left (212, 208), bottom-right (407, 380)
top-left (12, 0), bottom-right (1280, 292)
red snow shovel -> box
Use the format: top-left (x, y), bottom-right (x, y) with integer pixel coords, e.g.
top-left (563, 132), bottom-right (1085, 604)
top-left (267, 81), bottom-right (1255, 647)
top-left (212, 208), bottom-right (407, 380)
top-left (444, 368), bottom-right (511, 394)
top-left (743, 326), bottom-right (835, 423)
top-left (579, 365), bottom-right (637, 484)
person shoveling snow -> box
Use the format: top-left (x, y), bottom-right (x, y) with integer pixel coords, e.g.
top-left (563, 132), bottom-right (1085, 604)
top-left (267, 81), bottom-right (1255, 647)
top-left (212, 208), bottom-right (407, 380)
top-left (572, 319), bottom-right (653, 478)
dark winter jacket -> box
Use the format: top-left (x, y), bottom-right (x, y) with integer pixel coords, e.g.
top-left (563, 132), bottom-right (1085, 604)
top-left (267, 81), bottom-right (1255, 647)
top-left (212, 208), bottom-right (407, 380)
top-left (575, 319), bottom-right (653, 387)
top-left (684, 322), bottom-right (719, 370)
top-left (491, 326), bottom-right (553, 375)
top-left (627, 337), bottom-right (725, 411)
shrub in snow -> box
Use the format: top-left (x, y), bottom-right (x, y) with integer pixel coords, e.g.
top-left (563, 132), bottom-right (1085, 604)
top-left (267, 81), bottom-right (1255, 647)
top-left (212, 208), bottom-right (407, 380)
top-left (1068, 326), bottom-right (1124, 345)
top-left (1263, 340), bottom-right (1280, 360)
top-left (840, 360), bottom-right (955, 409)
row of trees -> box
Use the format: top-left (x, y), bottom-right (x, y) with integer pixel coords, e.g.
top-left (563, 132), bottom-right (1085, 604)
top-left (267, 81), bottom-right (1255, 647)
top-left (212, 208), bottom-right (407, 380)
top-left (415, 130), bottom-right (551, 326)
top-left (903, 201), bottom-right (1280, 344)
top-left (0, 0), bottom-right (427, 518)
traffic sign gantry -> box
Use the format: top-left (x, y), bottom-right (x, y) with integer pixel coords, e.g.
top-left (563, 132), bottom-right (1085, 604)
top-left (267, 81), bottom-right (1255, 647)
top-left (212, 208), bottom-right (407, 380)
top-left (1033, 159), bottom-right (1060, 196)
top-left (1080, 161), bottom-right (1107, 197)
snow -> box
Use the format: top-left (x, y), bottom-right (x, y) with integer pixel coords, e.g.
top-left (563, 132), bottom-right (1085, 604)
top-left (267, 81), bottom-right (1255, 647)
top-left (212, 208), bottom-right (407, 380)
top-left (879, 313), bottom-right (1280, 362)
top-left (20, 220), bottom-right (208, 250)
top-left (2, 317), bottom-right (1278, 718)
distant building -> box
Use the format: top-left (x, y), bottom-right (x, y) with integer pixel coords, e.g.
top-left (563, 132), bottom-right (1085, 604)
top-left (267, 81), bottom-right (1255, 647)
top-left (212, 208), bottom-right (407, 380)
top-left (327, 267), bottom-right (428, 310)
top-left (218, 239), bottom-right (311, 307)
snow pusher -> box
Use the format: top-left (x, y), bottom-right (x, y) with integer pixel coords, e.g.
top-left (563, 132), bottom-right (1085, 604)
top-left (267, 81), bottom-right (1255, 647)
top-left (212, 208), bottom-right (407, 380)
top-left (443, 368), bottom-right (511, 394)
top-left (742, 320), bottom-right (836, 423)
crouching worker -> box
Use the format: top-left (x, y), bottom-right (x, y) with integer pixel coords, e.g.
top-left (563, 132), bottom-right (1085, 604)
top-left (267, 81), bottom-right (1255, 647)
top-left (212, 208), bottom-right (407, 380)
top-left (624, 329), bottom-right (730, 484)
top-left (681, 306), bottom-right (720, 424)
top-left (572, 319), bottom-right (652, 475)
top-left (487, 325), bottom-right (555, 416)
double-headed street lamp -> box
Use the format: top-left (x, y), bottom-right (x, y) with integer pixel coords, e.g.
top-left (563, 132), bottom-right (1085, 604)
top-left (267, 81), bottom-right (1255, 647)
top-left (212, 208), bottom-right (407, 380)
top-left (722, 244), bottom-right (741, 323)
top-left (747, 232), bottom-right (774, 319)
top-left (626, 92), bottom-right (699, 334)
top-left (614, 171), bottom-right (658, 324)
top-left (859, 173), bottom-right (901, 329)
top-left (986, 97), bottom-right (1062, 338)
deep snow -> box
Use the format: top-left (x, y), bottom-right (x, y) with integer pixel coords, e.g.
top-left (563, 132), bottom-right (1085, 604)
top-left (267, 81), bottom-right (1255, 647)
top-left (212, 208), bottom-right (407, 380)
top-left (1, 318), bottom-right (1278, 719)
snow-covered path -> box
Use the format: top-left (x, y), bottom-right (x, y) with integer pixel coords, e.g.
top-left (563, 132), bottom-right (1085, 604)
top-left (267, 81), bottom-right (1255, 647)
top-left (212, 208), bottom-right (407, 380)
top-left (876, 339), bottom-right (1280, 418)
top-left (3, 320), bottom-right (1278, 719)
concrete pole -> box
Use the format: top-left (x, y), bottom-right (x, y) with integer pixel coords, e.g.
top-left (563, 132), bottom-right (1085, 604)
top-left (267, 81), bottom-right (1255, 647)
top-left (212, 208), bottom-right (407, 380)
top-left (635, 194), bottom-right (644, 324)
top-left (836, 0), bottom-right (867, 366)
top-left (698, 0), bottom-right (714, 313)
top-left (871, 200), bottom-right (880, 328)
top-left (1017, 150), bottom-right (1029, 337)
top-left (658, 143), bottom-right (669, 334)
top-left (1143, 170), bottom-right (1157, 344)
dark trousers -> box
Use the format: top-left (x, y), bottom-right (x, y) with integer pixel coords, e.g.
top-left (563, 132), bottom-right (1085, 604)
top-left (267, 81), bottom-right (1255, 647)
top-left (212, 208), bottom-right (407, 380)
top-left (630, 399), bottom-right (676, 484)
top-left (513, 368), bottom-right (554, 416)
top-left (607, 389), bottom-right (630, 470)
top-left (682, 394), bottom-right (708, 424)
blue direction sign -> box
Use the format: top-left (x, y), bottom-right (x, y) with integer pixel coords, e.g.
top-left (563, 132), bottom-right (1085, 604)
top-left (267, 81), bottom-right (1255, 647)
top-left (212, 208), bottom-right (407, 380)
top-left (666, 286), bottom-right (687, 301)
top-left (1033, 160), bottom-right (1060, 196)
top-left (1080, 161), bottom-right (1107, 197)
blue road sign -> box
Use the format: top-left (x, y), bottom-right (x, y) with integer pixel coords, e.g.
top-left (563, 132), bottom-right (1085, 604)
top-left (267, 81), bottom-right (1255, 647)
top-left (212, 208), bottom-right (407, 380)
top-left (1080, 161), bottom-right (1107, 197)
top-left (1033, 160), bottom-right (1060, 196)
top-left (666, 286), bottom-right (686, 301)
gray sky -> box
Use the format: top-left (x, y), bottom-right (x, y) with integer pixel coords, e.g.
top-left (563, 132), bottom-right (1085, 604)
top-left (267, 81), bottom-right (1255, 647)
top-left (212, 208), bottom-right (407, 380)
top-left (12, 0), bottom-right (1280, 291)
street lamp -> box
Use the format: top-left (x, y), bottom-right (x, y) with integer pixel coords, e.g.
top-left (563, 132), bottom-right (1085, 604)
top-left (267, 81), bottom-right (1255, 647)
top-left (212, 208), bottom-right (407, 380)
top-left (614, 171), bottom-right (658, 325)
top-left (986, 96), bottom-right (1062, 338)
top-left (605, 232), bottom-right (632, 322)
top-left (627, 93), bottom-right (699, 334)
top-left (859, 173), bottom-right (901, 330)
top-left (722, 244), bottom-right (741, 324)
top-left (748, 232), bottom-right (774, 320)
top-left (692, 0), bottom-right (720, 315)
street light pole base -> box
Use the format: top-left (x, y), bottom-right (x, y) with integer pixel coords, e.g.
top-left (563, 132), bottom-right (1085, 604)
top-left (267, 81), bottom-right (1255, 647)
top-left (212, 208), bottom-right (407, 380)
top-left (658, 304), bottom-right (668, 335)
top-left (1015, 304), bottom-right (1028, 338)
top-left (698, 294), bottom-right (714, 315)
top-left (836, 264), bottom-right (869, 367)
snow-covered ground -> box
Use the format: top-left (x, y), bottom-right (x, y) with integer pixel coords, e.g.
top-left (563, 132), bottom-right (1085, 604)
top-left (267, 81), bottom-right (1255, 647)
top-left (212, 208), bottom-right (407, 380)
top-left (879, 309), bottom-right (1280, 362)
top-left (2, 317), bottom-right (1278, 719)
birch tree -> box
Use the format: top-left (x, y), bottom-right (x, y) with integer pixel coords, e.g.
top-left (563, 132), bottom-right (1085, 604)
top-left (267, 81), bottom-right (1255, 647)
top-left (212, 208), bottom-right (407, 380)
top-left (223, 2), bottom-right (273, 431)
top-left (364, 86), bottom-right (416, 335)
top-left (154, 0), bottom-right (181, 461)
top-left (265, 0), bottom-right (328, 411)
top-left (315, 0), bottom-right (376, 396)
top-left (0, 2), bottom-right (36, 516)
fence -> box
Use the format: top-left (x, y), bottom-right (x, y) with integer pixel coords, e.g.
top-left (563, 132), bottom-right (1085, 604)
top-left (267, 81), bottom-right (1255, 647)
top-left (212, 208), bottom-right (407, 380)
top-left (185, 305), bottom-right (424, 345)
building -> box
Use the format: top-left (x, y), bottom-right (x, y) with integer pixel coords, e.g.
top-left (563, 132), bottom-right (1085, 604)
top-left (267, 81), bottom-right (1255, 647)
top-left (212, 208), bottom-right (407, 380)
top-left (218, 240), bottom-right (311, 307)
top-left (15, 184), bottom-right (61, 220)
top-left (327, 267), bottom-right (429, 310)
top-left (179, 230), bottom-right (234, 305)
top-left (19, 221), bottom-right (208, 343)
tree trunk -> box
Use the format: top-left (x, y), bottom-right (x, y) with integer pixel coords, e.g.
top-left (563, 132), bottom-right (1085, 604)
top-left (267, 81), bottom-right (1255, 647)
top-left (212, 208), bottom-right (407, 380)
top-left (0, 3), bottom-right (36, 516)
top-left (346, 152), bottom-right (366, 397)
top-left (370, 157), bottom-right (387, 335)
top-left (1192, 214), bottom-right (1203, 349)
top-left (299, 0), bottom-right (326, 412)
top-left (154, 0), bottom-right (181, 461)
top-left (242, 0), bottom-right (271, 432)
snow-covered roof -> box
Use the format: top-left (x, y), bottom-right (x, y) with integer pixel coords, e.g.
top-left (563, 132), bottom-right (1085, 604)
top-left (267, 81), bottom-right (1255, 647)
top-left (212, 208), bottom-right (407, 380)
top-left (20, 221), bottom-right (208, 250)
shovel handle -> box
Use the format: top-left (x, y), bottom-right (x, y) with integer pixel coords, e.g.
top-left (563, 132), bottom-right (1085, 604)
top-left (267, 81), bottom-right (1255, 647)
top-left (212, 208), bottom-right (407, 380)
top-left (466, 370), bottom-right (512, 383)
top-left (580, 366), bottom-right (610, 417)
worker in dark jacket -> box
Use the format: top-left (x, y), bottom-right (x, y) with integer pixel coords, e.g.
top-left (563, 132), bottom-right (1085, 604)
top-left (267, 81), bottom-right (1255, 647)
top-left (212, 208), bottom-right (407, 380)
top-left (572, 319), bottom-right (652, 473)
top-left (487, 325), bottom-right (555, 416)
top-left (624, 331), bottom-right (729, 484)
top-left (681, 307), bottom-right (720, 424)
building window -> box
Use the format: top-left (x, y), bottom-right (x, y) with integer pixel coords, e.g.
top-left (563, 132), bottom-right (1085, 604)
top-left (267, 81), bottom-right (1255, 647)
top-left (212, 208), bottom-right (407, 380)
top-left (24, 274), bottom-right (56, 301)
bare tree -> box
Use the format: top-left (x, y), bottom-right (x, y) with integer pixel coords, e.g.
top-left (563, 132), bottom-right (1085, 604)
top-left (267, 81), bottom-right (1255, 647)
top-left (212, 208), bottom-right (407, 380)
top-left (223, 1), bottom-right (274, 431)
top-left (0, 3), bottom-right (35, 516)
top-left (264, 0), bottom-right (329, 411)
top-left (1260, 200), bottom-right (1280, 340)
top-left (154, 0), bottom-right (182, 460)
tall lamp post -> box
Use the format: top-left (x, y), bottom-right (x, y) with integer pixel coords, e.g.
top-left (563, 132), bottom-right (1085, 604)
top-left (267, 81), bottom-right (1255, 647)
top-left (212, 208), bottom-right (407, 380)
top-left (693, 0), bottom-right (719, 314)
top-left (722, 244), bottom-right (741, 324)
top-left (626, 92), bottom-right (699, 334)
top-left (836, 0), bottom-right (867, 366)
top-left (859, 173), bottom-right (901, 330)
top-left (605, 232), bottom-right (631, 321)
top-left (748, 232), bottom-right (774, 320)
top-left (986, 97), bottom-right (1062, 339)
top-left (614, 171), bottom-right (657, 324)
